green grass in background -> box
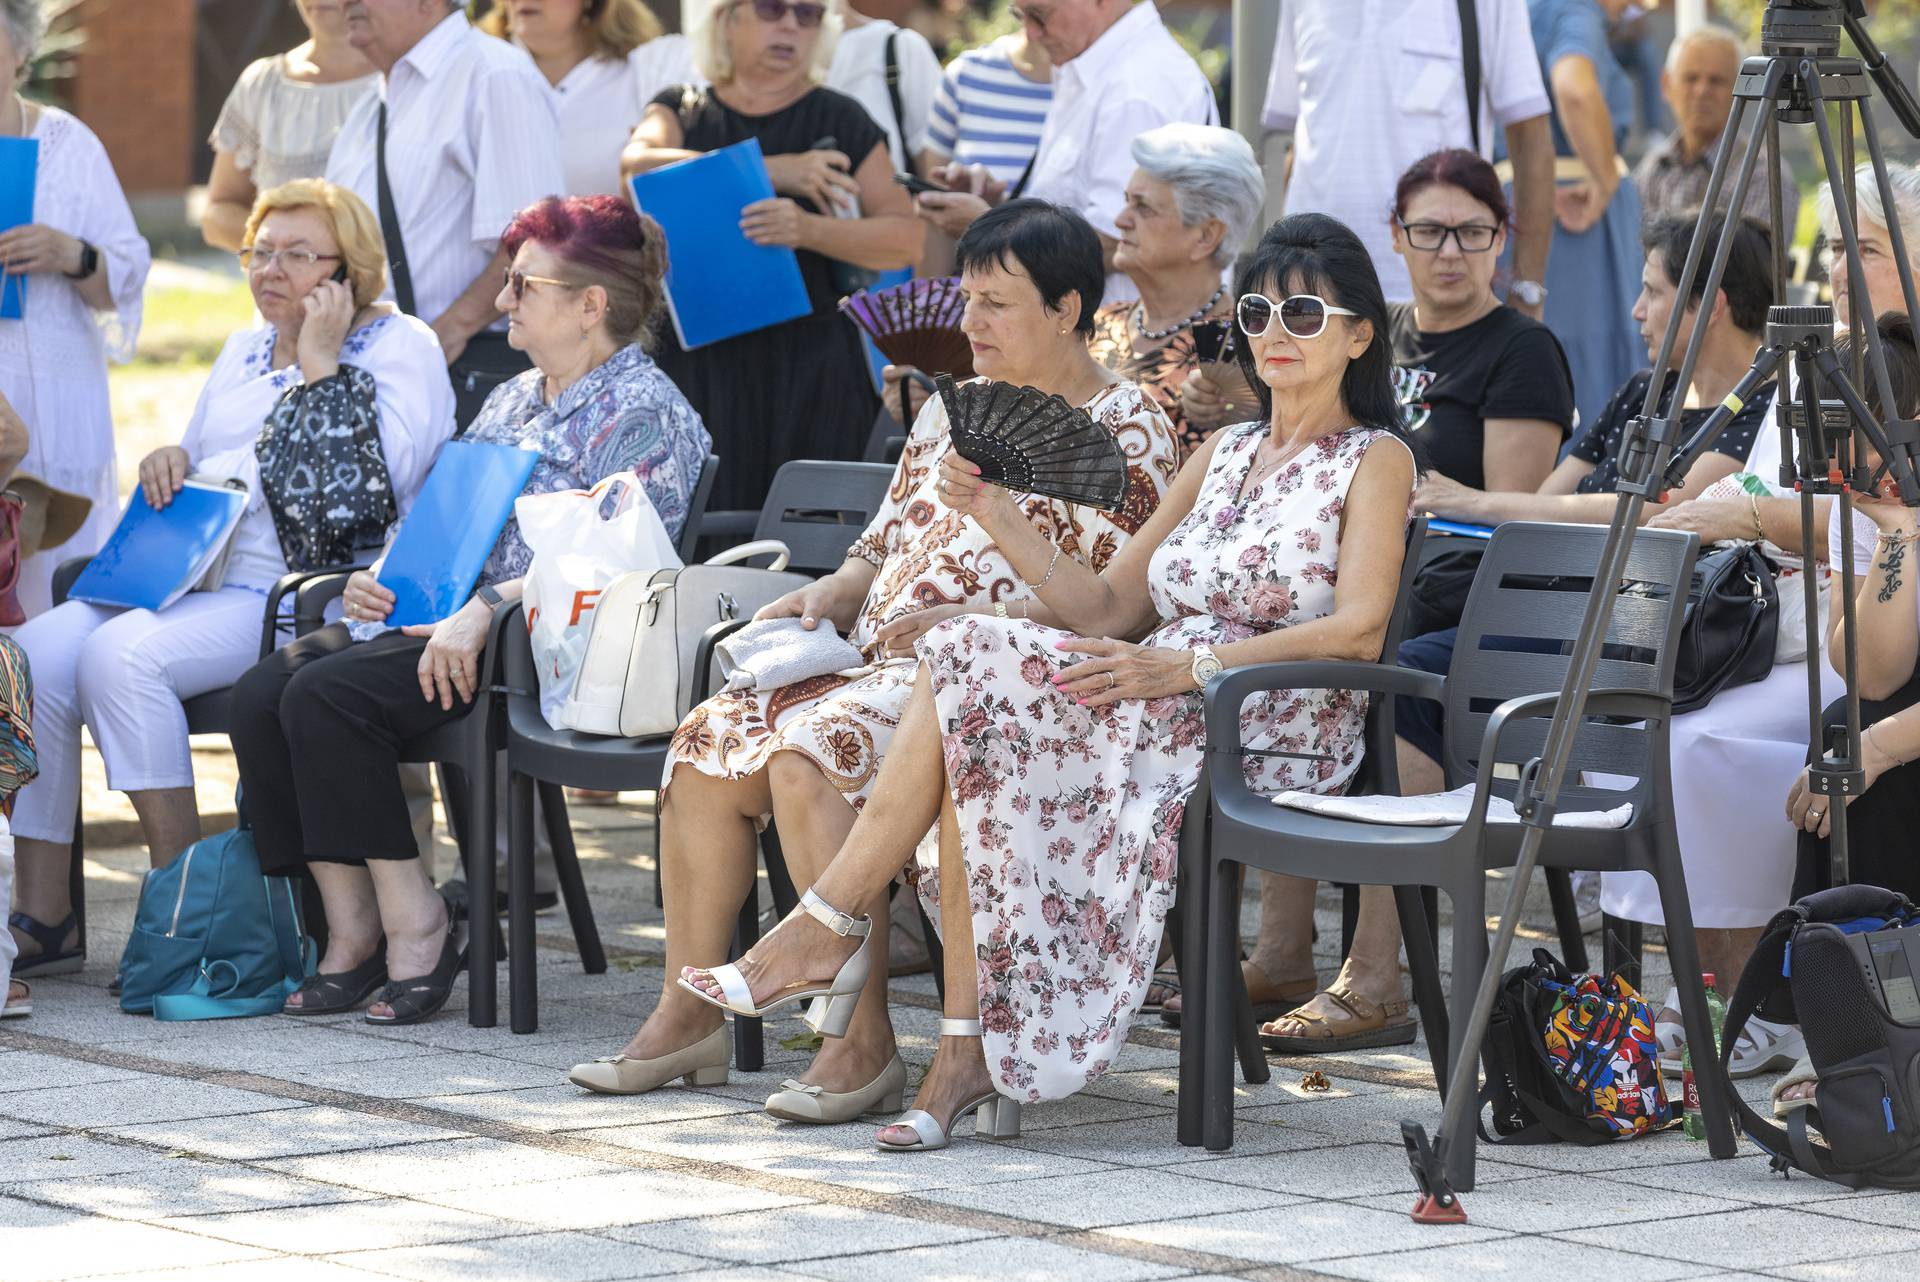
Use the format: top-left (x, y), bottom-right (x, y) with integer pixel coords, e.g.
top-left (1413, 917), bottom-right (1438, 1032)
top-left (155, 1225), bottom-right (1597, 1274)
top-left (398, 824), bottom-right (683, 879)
top-left (134, 276), bottom-right (257, 367)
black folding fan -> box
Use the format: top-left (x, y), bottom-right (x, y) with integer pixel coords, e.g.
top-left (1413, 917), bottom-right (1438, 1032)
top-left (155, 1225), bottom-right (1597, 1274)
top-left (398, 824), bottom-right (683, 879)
top-left (935, 374), bottom-right (1129, 511)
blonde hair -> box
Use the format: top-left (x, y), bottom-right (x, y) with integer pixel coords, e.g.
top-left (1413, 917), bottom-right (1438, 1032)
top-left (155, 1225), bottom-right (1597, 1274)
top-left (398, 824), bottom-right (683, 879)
top-left (243, 179), bottom-right (388, 309)
top-left (687, 0), bottom-right (840, 87)
top-left (477, 0), bottom-right (665, 59)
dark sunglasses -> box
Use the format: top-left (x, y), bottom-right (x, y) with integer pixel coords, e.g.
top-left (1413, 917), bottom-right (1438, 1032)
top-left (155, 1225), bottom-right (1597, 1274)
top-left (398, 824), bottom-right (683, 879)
top-left (1236, 292), bottom-right (1359, 341)
top-left (504, 268), bottom-right (576, 303)
top-left (741, 0), bottom-right (826, 26)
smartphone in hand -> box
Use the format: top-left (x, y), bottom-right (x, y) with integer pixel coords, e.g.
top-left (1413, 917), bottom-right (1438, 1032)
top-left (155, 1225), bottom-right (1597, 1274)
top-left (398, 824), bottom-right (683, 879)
top-left (894, 172), bottom-right (950, 197)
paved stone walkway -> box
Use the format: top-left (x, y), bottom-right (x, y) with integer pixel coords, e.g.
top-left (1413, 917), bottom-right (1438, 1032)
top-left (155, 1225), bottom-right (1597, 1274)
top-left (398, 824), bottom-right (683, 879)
top-left (5, 764), bottom-right (1918, 1281)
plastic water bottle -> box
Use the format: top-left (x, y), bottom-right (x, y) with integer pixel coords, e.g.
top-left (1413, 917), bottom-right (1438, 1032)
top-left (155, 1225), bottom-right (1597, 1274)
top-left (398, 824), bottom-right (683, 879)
top-left (1682, 972), bottom-right (1728, 1140)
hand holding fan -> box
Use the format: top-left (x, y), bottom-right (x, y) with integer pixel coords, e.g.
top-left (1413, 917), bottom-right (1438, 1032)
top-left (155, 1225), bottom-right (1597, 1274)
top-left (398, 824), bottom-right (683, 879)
top-left (839, 277), bottom-right (974, 423)
top-left (935, 374), bottom-right (1129, 511)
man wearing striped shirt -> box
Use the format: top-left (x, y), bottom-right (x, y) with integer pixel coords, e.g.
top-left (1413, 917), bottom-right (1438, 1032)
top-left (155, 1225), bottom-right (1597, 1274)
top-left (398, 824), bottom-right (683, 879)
top-left (922, 31), bottom-right (1053, 190)
top-left (916, 0), bottom-right (1217, 304)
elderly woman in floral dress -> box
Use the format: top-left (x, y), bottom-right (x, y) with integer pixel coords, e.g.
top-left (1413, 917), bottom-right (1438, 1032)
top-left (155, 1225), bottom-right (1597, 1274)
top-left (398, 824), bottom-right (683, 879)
top-left (568, 200), bottom-right (1179, 1124)
top-left (674, 212), bottom-right (1418, 1149)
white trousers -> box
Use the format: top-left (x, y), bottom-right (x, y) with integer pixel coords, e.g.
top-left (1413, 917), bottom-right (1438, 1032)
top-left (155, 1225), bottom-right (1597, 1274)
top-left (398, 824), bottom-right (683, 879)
top-left (11, 590), bottom-right (266, 844)
top-left (0, 816), bottom-right (15, 995)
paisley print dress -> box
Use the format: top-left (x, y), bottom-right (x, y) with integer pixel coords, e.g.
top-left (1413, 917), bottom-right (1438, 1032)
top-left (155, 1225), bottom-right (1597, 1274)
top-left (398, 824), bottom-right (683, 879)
top-left (663, 381), bottom-right (1178, 809)
top-left (915, 422), bottom-right (1409, 1101)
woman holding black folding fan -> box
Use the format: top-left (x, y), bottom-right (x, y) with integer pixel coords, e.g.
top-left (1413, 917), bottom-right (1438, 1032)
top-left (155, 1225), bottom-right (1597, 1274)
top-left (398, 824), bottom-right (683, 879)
top-left (568, 200), bottom-right (1180, 1121)
top-left (670, 213), bottom-right (1418, 1147)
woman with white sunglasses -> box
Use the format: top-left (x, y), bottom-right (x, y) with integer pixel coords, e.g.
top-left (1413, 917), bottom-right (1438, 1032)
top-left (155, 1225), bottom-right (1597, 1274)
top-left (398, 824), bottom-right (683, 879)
top-left (671, 212), bottom-right (1417, 1148)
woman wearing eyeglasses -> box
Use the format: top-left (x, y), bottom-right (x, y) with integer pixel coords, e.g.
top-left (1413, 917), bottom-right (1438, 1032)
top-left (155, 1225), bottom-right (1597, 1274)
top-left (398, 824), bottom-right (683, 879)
top-left (669, 213), bottom-right (1416, 1146)
top-left (5, 179), bottom-right (455, 980)
top-left (620, 0), bottom-right (922, 517)
top-left (221, 194), bottom-right (710, 1025)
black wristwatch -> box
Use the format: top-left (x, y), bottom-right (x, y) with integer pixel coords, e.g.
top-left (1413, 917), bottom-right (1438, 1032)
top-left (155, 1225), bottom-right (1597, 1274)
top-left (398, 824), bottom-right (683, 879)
top-left (63, 239), bottom-right (99, 281)
top-left (476, 583), bottom-right (504, 608)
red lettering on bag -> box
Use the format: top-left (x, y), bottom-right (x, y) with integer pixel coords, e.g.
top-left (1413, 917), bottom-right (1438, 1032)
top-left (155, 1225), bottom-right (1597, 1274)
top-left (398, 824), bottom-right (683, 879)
top-left (570, 589), bottom-right (602, 626)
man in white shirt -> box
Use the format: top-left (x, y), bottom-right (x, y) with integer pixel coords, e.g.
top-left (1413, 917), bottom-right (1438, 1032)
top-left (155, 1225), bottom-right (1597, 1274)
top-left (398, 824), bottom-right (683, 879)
top-left (327, 0), bottom-right (565, 425)
top-left (916, 0), bottom-right (1215, 303)
top-left (1264, 0), bottom-right (1555, 316)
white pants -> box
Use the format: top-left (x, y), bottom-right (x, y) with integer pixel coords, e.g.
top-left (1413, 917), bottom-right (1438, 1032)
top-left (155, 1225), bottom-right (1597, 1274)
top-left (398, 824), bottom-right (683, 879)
top-left (11, 590), bottom-right (266, 844)
top-left (1602, 658), bottom-right (1843, 930)
top-left (0, 816), bottom-right (15, 995)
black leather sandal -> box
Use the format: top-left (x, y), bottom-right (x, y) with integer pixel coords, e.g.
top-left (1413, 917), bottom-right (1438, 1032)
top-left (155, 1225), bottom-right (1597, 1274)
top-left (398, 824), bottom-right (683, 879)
top-left (284, 941), bottom-right (388, 1016)
top-left (363, 922), bottom-right (465, 1026)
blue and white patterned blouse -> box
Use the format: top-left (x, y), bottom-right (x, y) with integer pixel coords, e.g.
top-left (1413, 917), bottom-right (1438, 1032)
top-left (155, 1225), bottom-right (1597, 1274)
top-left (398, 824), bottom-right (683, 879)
top-left (352, 341), bottom-right (708, 638)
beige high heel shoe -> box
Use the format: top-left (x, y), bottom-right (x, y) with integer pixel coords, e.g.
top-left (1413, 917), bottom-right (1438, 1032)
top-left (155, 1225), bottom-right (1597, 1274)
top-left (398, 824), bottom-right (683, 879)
top-left (875, 1019), bottom-right (1023, 1151)
top-left (567, 1025), bottom-right (729, 1095)
top-left (679, 888), bottom-right (873, 1038)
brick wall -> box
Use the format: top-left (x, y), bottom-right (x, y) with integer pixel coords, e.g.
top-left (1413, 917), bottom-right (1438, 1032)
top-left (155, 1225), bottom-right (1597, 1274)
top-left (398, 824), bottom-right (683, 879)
top-left (68, 0), bottom-right (197, 195)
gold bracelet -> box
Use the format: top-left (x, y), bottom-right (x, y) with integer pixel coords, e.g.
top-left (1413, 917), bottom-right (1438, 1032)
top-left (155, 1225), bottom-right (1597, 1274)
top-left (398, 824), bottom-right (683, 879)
top-left (1032, 545), bottom-right (1063, 592)
top-left (1748, 493), bottom-right (1765, 542)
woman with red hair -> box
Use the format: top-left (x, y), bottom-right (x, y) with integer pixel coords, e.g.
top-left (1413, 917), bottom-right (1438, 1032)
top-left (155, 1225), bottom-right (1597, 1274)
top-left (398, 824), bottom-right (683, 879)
top-left (226, 195), bottom-right (712, 1026)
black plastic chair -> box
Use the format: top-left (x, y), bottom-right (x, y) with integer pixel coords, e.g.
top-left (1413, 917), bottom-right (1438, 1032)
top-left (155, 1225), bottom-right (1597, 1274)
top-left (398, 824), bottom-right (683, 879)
top-left (47, 555), bottom-right (371, 961)
top-left (1190, 522), bottom-right (1738, 1188)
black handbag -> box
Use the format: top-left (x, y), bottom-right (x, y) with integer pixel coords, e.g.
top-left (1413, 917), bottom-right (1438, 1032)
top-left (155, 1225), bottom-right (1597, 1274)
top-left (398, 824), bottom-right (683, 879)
top-left (1671, 541), bottom-right (1779, 714)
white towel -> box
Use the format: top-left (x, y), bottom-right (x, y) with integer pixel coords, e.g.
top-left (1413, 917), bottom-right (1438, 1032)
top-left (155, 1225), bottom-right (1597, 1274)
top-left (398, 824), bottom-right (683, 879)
top-left (714, 617), bottom-right (866, 693)
top-left (1271, 783), bottom-right (1633, 830)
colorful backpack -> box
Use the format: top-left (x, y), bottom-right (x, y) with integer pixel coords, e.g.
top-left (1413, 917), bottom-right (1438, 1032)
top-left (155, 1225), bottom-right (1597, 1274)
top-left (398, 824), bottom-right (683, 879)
top-left (1480, 948), bottom-right (1677, 1145)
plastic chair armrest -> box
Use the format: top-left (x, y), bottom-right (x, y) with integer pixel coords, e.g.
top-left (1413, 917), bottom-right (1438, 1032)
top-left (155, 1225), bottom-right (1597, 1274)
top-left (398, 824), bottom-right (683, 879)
top-left (692, 617), bottom-right (754, 706)
top-left (1466, 687), bottom-right (1672, 829)
top-left (259, 562), bottom-right (369, 656)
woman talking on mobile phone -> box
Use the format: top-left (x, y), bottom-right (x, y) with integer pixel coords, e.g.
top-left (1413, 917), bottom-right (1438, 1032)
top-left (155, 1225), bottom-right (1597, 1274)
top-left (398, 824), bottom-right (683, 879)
top-left (4, 180), bottom-right (455, 982)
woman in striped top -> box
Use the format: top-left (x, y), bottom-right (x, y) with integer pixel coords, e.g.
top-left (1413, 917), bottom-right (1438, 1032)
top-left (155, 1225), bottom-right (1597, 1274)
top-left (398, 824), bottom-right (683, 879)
top-left (922, 30), bottom-right (1052, 189)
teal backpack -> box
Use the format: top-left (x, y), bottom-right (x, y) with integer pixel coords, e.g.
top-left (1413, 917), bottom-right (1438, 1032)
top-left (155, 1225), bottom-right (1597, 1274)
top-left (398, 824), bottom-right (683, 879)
top-left (118, 805), bottom-right (313, 1019)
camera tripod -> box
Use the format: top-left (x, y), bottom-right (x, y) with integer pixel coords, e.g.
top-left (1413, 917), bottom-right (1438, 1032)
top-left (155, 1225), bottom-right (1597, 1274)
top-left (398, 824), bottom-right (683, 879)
top-left (1404, 0), bottom-right (1920, 1219)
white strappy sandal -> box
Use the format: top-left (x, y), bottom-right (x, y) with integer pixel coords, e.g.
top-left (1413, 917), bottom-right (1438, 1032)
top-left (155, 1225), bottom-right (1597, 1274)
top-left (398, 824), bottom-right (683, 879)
top-left (678, 888), bottom-right (873, 1038)
top-left (875, 1019), bottom-right (1023, 1151)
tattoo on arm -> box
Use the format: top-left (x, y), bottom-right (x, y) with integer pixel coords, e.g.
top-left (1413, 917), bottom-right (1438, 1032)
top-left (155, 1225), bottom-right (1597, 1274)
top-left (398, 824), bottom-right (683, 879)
top-left (1879, 540), bottom-right (1908, 604)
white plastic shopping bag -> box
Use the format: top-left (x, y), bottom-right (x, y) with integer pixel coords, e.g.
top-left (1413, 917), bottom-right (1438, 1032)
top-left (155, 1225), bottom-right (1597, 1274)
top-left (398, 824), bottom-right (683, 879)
top-left (518, 473), bottom-right (680, 728)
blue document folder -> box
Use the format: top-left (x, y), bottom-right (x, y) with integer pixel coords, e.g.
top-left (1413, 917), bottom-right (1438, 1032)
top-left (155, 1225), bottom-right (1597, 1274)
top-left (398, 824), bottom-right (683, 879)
top-left (0, 137), bottom-right (38, 320)
top-left (1427, 519), bottom-right (1495, 540)
top-left (71, 479), bottom-right (249, 612)
top-left (628, 138), bottom-right (811, 350)
top-left (377, 440), bottom-right (538, 627)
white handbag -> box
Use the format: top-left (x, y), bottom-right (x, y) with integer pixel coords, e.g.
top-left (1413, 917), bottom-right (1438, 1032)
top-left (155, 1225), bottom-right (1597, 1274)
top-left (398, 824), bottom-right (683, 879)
top-left (560, 540), bottom-right (812, 737)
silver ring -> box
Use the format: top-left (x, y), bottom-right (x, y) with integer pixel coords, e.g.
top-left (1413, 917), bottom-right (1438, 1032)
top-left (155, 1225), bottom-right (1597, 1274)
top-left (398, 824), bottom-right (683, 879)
top-left (1808, 809), bottom-right (1825, 820)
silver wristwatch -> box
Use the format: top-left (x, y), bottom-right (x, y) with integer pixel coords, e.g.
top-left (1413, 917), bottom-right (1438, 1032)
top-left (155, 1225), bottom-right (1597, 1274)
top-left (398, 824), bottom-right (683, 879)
top-left (1190, 645), bottom-right (1223, 689)
top-left (1509, 279), bottom-right (1548, 307)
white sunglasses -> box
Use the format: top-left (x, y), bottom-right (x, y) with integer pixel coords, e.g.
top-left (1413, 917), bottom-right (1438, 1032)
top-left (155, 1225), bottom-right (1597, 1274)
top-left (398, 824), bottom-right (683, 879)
top-left (1236, 292), bottom-right (1359, 340)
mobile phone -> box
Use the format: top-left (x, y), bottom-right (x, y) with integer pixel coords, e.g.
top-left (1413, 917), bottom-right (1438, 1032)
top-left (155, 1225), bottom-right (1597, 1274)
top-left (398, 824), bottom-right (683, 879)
top-left (330, 263), bottom-right (349, 285)
top-left (1191, 319), bottom-right (1236, 366)
top-left (893, 172), bottom-right (949, 197)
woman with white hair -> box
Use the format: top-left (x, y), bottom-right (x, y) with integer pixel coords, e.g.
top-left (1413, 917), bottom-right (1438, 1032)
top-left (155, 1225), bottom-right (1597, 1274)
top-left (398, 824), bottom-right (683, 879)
top-left (620, 0), bottom-right (922, 514)
top-left (0, 0), bottom-right (151, 617)
top-left (1088, 123), bottom-right (1262, 459)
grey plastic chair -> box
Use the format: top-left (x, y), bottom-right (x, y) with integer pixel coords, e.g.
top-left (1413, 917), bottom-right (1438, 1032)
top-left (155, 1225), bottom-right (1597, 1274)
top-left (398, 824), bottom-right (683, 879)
top-left (500, 458), bottom-right (893, 1036)
top-left (1190, 522), bottom-right (1738, 1188)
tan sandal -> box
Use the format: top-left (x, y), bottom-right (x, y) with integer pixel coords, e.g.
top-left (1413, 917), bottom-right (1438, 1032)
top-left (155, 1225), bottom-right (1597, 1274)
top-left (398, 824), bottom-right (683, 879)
top-left (1260, 986), bottom-right (1416, 1054)
top-left (1160, 960), bottom-right (1317, 1029)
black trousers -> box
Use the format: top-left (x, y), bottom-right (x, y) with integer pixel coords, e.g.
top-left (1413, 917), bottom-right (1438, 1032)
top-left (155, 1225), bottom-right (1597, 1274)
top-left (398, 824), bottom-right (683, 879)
top-left (230, 624), bottom-right (470, 874)
top-left (1794, 663), bottom-right (1920, 902)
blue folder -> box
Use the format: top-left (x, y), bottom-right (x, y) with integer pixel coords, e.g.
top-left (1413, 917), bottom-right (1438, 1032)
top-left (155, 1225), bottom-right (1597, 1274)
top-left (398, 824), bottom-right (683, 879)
top-left (629, 138), bottom-right (811, 350)
top-left (377, 440), bottom-right (538, 627)
top-left (71, 480), bottom-right (249, 612)
top-left (1427, 518), bottom-right (1495, 540)
top-left (0, 137), bottom-right (38, 320)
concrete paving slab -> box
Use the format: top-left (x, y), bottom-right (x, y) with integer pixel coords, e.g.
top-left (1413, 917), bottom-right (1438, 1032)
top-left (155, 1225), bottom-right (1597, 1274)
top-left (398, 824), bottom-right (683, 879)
top-left (1176, 1141), bottom-right (1536, 1200)
top-left (105, 1105), bottom-right (468, 1161)
top-left (918, 1165), bottom-right (1301, 1230)
top-left (1000, 1111), bottom-right (1335, 1167)
top-left (1349, 1171), bottom-right (1757, 1233)
top-left (1298, 1235), bottom-right (1705, 1282)
top-left (107, 1260), bottom-right (397, 1281)
top-left (1589, 1154), bottom-right (1886, 1205)
top-left (154, 1197), bottom-right (542, 1254)
top-left (277, 1051), bottom-right (570, 1099)
top-left (599, 1201), bottom-right (992, 1264)
top-left (0, 1076), bottom-right (305, 1129)
top-left (1777, 1257), bottom-right (1920, 1282)
top-left (3, 1197), bottom-right (279, 1281)
top-left (329, 1230), bottom-right (713, 1282)
top-left (257, 1137), bottom-right (633, 1196)
top-left (7, 1157), bottom-right (376, 1221)
top-left (0, 1049), bottom-right (151, 1091)
top-left (733, 1138), bottom-right (1116, 1196)
top-left (411, 1168), bottom-right (807, 1231)
top-left (1555, 1207), bottom-right (1920, 1272)
top-left (1097, 1200), bottom-right (1511, 1264)
top-left (568, 1110), bottom-right (855, 1164)
top-left (0, 1133), bottom-right (183, 1184)
top-left (794, 1234), bottom-right (1189, 1282)
top-left (410, 1082), bottom-right (760, 1132)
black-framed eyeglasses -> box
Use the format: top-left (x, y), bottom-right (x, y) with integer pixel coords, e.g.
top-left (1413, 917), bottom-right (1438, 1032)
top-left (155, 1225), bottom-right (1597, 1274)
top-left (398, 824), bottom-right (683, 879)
top-left (739, 0), bottom-right (826, 26)
top-left (1236, 292), bottom-right (1358, 341)
top-left (1397, 220), bottom-right (1499, 253)
top-left (504, 269), bottom-right (577, 303)
top-left (238, 246), bottom-right (340, 272)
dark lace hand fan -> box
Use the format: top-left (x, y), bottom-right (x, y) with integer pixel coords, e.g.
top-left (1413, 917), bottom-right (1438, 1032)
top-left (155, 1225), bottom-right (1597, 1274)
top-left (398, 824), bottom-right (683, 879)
top-left (935, 374), bottom-right (1129, 511)
top-left (839, 277), bottom-right (975, 422)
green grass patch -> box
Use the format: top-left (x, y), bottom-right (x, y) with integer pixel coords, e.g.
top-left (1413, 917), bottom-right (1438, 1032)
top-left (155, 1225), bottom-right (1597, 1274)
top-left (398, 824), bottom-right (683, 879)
top-left (135, 279), bottom-right (257, 367)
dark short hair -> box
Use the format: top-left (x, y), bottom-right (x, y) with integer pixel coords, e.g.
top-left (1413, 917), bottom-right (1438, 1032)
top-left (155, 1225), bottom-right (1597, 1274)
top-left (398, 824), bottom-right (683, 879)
top-left (954, 199), bottom-right (1105, 337)
top-left (1835, 312), bottom-right (1920, 421)
top-left (501, 195), bottom-right (667, 347)
top-left (1393, 148), bottom-right (1512, 230)
top-left (1642, 210), bottom-right (1774, 332)
top-left (1232, 213), bottom-right (1419, 464)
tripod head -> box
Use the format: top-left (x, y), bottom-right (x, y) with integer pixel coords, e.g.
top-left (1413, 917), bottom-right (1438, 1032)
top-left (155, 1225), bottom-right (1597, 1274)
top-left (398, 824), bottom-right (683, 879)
top-left (1759, 0), bottom-right (1920, 137)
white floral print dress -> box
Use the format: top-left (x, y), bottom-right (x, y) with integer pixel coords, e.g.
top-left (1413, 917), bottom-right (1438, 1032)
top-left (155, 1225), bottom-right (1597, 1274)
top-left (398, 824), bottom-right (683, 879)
top-left (916, 421), bottom-right (1409, 1101)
